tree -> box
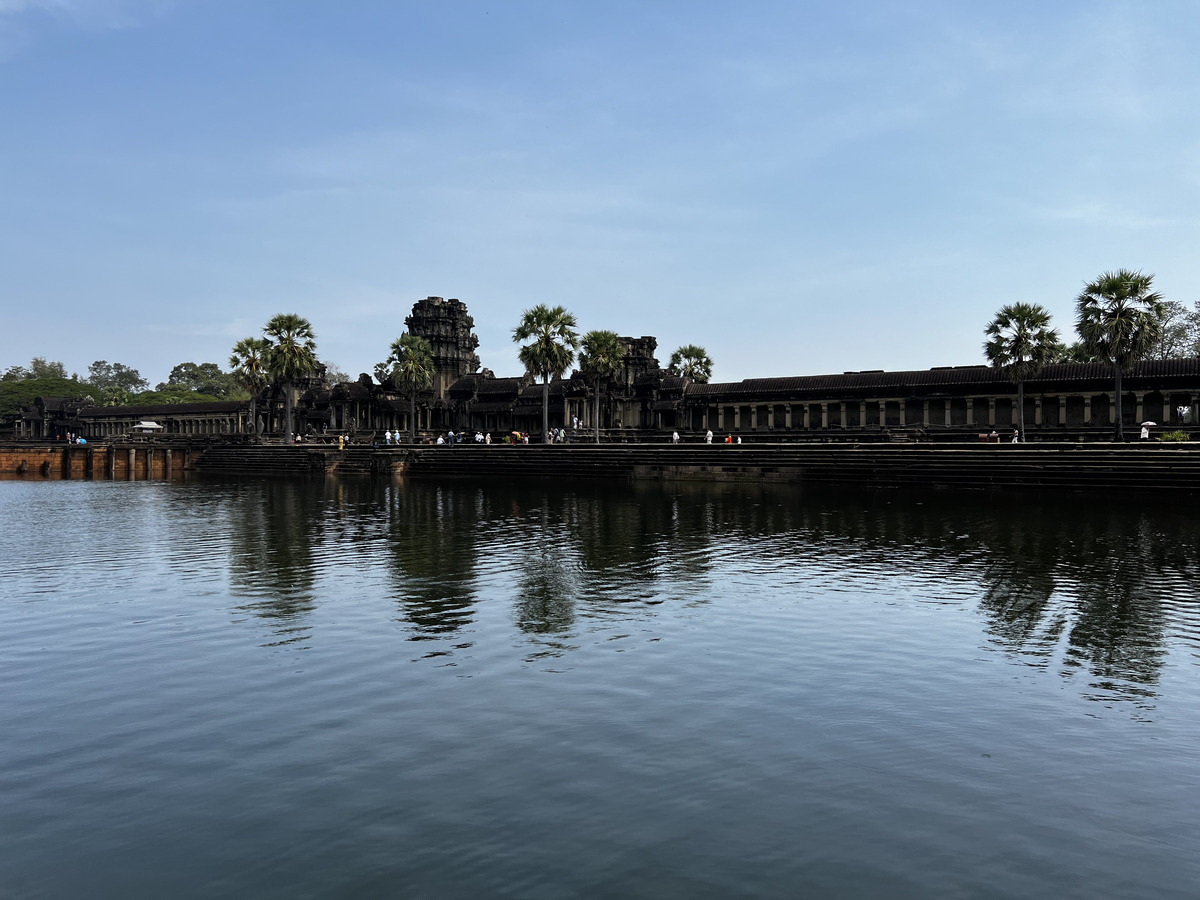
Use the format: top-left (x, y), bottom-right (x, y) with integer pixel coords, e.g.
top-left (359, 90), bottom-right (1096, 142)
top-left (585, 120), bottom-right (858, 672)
top-left (87, 360), bottom-right (149, 394)
top-left (323, 362), bottom-right (351, 386)
top-left (230, 338), bottom-right (272, 435)
top-left (376, 333), bottom-right (435, 442)
top-left (158, 361), bottom-right (242, 398)
top-left (1055, 340), bottom-right (1100, 364)
top-left (262, 314), bottom-right (319, 444)
top-left (1148, 300), bottom-right (1194, 360)
top-left (513, 305), bottom-right (580, 443)
top-left (577, 330), bottom-right (626, 444)
top-left (1076, 269), bottom-right (1165, 441)
top-left (29, 357), bottom-right (68, 380)
top-left (984, 303), bottom-right (1061, 442)
top-left (667, 344), bottom-right (713, 383)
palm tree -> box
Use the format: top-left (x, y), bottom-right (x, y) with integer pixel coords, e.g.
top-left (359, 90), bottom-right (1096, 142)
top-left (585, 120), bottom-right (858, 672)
top-left (577, 330), bottom-right (626, 444)
top-left (377, 333), bottom-right (435, 442)
top-left (1076, 270), bottom-right (1165, 441)
top-left (667, 344), bottom-right (713, 383)
top-left (984, 303), bottom-right (1061, 443)
top-left (1055, 340), bottom-right (1100, 364)
top-left (229, 336), bottom-right (271, 436)
top-left (513, 304), bottom-right (580, 443)
top-left (262, 313), bottom-right (318, 444)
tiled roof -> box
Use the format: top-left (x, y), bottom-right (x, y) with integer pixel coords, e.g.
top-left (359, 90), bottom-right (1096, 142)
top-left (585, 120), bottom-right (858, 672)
top-left (685, 359), bottom-right (1200, 401)
top-left (77, 401), bottom-right (246, 417)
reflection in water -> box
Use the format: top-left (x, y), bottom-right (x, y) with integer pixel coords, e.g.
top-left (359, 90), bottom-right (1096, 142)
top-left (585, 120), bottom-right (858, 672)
top-left (198, 476), bottom-right (1199, 705)
top-left (383, 483), bottom-right (478, 641)
top-left (225, 480), bottom-right (323, 646)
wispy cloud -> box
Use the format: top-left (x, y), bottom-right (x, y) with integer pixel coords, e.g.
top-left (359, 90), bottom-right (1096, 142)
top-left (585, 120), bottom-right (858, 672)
top-left (0, 0), bottom-right (177, 31)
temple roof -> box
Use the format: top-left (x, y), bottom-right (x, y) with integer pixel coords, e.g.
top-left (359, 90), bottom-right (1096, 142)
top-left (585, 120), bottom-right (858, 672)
top-left (686, 359), bottom-right (1200, 401)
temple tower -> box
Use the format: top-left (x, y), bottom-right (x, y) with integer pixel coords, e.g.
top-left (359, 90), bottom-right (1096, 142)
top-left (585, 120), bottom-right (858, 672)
top-left (405, 297), bottom-right (481, 399)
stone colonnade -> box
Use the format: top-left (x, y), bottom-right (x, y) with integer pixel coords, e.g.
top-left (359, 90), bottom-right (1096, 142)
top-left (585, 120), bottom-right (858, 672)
top-left (685, 390), bottom-right (1200, 434)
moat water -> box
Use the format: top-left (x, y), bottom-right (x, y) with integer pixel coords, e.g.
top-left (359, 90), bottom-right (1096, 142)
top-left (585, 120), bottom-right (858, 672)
top-left (2, 475), bottom-right (1199, 898)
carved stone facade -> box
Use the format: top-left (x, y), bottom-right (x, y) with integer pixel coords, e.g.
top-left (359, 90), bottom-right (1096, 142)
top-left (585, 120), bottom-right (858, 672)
top-left (405, 296), bottom-right (481, 399)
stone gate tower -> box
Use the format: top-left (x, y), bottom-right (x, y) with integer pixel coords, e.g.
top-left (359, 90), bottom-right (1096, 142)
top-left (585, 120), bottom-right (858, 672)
top-left (405, 297), bottom-right (481, 399)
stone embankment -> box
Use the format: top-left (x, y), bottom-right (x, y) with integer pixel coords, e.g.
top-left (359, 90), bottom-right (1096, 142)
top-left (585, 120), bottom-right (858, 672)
top-left (0, 442), bottom-right (198, 480)
top-left (8, 440), bottom-right (1200, 492)
top-left (190, 442), bottom-right (1200, 493)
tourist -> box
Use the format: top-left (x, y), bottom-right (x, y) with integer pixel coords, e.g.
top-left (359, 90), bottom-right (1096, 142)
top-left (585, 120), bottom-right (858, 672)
top-left (1141, 424), bottom-right (1151, 440)
top-left (447, 429), bottom-right (456, 446)
top-left (726, 434), bottom-right (733, 444)
top-left (436, 435), bottom-right (445, 445)
top-left (672, 431), bottom-right (680, 444)
top-left (1011, 430), bottom-right (1019, 443)
top-left (705, 429), bottom-right (713, 444)
top-left (736, 435), bottom-right (742, 444)
top-left (385, 430), bottom-right (392, 445)
top-left (485, 432), bottom-right (491, 445)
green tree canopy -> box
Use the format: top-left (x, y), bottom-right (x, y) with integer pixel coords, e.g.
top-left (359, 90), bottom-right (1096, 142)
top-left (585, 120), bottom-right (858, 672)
top-left (263, 313), bottom-right (319, 443)
top-left (158, 361), bottom-right (243, 398)
top-left (984, 303), bottom-right (1061, 442)
top-left (377, 333), bottom-right (435, 442)
top-left (0, 376), bottom-right (84, 427)
top-left (578, 330), bottom-right (626, 444)
top-left (1076, 269), bottom-right (1165, 441)
top-left (667, 344), bottom-right (713, 383)
top-left (513, 304), bottom-right (579, 443)
top-left (87, 360), bottom-right (148, 394)
top-left (30, 357), bottom-right (69, 380)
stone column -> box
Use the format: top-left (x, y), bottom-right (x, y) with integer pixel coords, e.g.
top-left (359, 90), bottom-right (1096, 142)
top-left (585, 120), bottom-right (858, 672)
top-left (922, 400), bottom-right (930, 427)
top-left (1135, 392), bottom-right (1145, 424)
top-left (146, 448), bottom-right (154, 480)
top-left (107, 447), bottom-right (116, 479)
top-left (128, 448), bottom-right (136, 481)
top-left (1083, 396), bottom-right (1092, 424)
top-left (878, 400), bottom-right (887, 428)
top-left (858, 401), bottom-right (866, 429)
top-left (1059, 396), bottom-right (1067, 426)
top-left (1109, 395), bottom-right (1115, 427)
top-left (164, 448), bottom-right (172, 479)
top-left (734, 407), bottom-right (741, 431)
top-left (750, 406), bottom-right (758, 430)
top-left (820, 403), bottom-right (828, 428)
top-left (965, 398), bottom-right (974, 427)
top-left (785, 404), bottom-right (792, 429)
top-left (988, 398), bottom-right (996, 426)
top-left (1034, 397), bottom-right (1042, 426)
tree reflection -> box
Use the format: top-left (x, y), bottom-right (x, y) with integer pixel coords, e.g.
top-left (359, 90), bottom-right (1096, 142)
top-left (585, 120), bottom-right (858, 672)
top-left (383, 482), bottom-right (478, 641)
top-left (226, 480), bottom-right (321, 646)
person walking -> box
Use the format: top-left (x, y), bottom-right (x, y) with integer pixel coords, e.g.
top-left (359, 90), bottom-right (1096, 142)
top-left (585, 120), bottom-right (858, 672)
top-left (672, 431), bottom-right (680, 444)
top-left (705, 429), bottom-right (713, 444)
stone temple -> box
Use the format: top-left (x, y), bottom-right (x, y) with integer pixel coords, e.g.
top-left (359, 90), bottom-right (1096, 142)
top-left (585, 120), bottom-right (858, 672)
top-left (16, 296), bottom-right (1200, 441)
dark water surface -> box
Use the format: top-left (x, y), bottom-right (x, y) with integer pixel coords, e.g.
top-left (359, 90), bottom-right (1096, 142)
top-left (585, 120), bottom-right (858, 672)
top-left (2, 476), bottom-right (1199, 898)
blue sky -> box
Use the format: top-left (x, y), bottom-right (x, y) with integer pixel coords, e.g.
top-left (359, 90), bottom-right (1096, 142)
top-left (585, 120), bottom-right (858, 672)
top-left (3, 1), bottom-right (1199, 385)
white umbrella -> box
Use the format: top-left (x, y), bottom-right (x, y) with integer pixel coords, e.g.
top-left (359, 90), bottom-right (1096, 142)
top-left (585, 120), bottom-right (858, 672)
top-left (1141, 421), bottom-right (1157, 426)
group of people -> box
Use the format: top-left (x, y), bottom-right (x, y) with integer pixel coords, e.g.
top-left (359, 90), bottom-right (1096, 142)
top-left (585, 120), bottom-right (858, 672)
top-left (700, 430), bottom-right (741, 444)
top-left (62, 432), bottom-right (87, 445)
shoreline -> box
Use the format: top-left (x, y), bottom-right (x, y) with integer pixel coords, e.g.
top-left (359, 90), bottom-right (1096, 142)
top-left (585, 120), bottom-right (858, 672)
top-left (4, 439), bottom-right (1200, 493)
